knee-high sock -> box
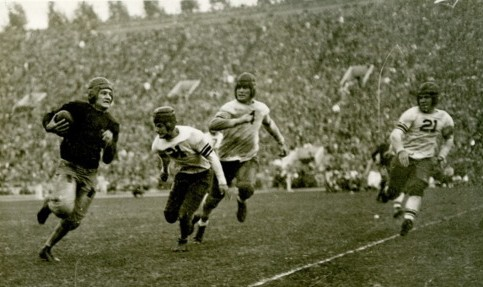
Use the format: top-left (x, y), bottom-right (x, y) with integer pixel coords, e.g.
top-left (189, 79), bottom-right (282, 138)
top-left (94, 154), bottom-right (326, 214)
top-left (393, 192), bottom-right (406, 209)
top-left (404, 195), bottom-right (422, 220)
top-left (179, 216), bottom-right (192, 241)
top-left (45, 222), bottom-right (69, 248)
top-left (198, 219), bottom-right (209, 226)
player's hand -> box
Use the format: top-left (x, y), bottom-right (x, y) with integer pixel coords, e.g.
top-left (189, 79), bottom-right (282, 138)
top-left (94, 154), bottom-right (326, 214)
top-left (219, 184), bottom-right (230, 200)
top-left (101, 130), bottom-right (114, 146)
top-left (160, 172), bottom-right (169, 182)
top-left (238, 113), bottom-right (254, 125)
top-left (278, 143), bottom-right (288, 157)
top-left (46, 117), bottom-right (70, 135)
top-left (397, 150), bottom-right (410, 167)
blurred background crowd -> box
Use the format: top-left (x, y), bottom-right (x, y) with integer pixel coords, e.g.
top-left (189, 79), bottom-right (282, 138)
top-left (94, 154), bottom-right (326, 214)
top-left (0, 0), bottom-right (481, 195)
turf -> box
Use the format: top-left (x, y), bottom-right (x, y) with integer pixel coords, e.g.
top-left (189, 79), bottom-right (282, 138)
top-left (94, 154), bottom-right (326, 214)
top-left (1, 186), bottom-right (482, 287)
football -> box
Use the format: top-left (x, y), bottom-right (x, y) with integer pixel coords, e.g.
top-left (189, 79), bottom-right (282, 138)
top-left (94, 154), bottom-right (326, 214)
top-left (53, 110), bottom-right (74, 124)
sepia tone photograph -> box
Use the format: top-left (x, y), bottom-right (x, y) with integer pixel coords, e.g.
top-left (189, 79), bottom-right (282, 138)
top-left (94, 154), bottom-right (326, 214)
top-left (0, 0), bottom-right (481, 286)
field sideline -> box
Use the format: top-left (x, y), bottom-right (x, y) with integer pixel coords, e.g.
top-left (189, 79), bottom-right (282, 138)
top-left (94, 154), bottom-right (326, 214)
top-left (1, 186), bottom-right (482, 286)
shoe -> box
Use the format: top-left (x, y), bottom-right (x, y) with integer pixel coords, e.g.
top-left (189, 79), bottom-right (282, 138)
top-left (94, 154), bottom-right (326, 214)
top-left (400, 219), bottom-right (413, 236)
top-left (376, 189), bottom-right (388, 203)
top-left (39, 246), bottom-right (60, 262)
top-left (393, 208), bottom-right (404, 219)
top-left (172, 238), bottom-right (188, 252)
top-left (37, 203), bottom-right (52, 225)
top-left (236, 199), bottom-right (247, 223)
top-left (194, 225), bottom-right (206, 243)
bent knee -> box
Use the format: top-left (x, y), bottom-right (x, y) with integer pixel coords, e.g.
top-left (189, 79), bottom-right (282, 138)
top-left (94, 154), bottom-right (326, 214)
top-left (164, 211), bottom-right (178, 224)
top-left (49, 199), bottom-right (75, 218)
top-left (405, 178), bottom-right (428, 196)
top-left (237, 182), bottom-right (255, 200)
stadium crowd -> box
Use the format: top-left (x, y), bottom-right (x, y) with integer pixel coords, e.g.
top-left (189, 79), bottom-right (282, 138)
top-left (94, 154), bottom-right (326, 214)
top-left (0, 1), bottom-right (481, 195)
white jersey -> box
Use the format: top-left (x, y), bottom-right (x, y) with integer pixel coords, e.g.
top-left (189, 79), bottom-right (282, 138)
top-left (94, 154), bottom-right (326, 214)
top-left (396, 106), bottom-right (454, 159)
top-left (214, 99), bottom-right (270, 161)
top-left (151, 125), bottom-right (213, 174)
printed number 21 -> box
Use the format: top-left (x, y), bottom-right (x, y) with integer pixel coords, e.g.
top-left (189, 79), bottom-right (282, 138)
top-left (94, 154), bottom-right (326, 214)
top-left (166, 145), bottom-right (186, 158)
top-left (420, 119), bottom-right (438, 132)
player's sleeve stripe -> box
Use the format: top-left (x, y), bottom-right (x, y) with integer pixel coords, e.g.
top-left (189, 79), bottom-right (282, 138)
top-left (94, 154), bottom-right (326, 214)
top-left (200, 144), bottom-right (213, 157)
top-left (396, 123), bottom-right (408, 133)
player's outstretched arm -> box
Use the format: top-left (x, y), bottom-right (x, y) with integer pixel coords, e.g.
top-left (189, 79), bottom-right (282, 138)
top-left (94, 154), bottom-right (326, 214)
top-left (206, 152), bottom-right (230, 199)
top-left (157, 152), bottom-right (170, 182)
top-left (390, 129), bottom-right (410, 167)
top-left (262, 115), bottom-right (287, 157)
top-left (437, 126), bottom-right (455, 166)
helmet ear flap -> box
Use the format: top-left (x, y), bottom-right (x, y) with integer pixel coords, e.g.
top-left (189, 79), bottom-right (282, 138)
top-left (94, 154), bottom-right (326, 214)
top-left (88, 91), bottom-right (97, 104)
top-left (432, 94), bottom-right (438, 106)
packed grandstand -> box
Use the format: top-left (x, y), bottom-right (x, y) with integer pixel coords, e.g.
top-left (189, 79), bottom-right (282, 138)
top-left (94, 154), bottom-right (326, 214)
top-left (0, 0), bottom-right (481, 195)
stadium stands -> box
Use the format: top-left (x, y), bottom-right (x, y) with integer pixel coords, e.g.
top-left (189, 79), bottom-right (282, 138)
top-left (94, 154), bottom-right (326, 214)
top-left (0, 0), bottom-right (481, 194)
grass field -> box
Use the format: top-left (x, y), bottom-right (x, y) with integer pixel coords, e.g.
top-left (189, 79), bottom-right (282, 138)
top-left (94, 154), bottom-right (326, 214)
top-left (1, 186), bottom-right (482, 287)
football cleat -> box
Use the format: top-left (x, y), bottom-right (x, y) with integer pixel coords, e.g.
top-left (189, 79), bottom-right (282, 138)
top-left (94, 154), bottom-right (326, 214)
top-left (172, 238), bottom-right (188, 252)
top-left (194, 226), bottom-right (206, 243)
top-left (39, 246), bottom-right (60, 262)
top-left (400, 219), bottom-right (413, 236)
top-left (236, 199), bottom-right (247, 223)
top-left (376, 189), bottom-right (389, 203)
top-left (37, 203), bottom-right (52, 225)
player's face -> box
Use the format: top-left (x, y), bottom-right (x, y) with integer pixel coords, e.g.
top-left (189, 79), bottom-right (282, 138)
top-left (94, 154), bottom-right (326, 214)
top-left (154, 121), bottom-right (176, 139)
top-left (235, 85), bottom-right (252, 104)
top-left (418, 94), bottom-right (433, 113)
top-left (94, 89), bottom-right (113, 111)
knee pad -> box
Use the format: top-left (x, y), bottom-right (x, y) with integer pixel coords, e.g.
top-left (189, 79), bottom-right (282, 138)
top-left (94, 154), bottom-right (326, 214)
top-left (61, 219), bottom-right (81, 231)
top-left (164, 210), bottom-right (178, 224)
top-left (237, 182), bottom-right (254, 200)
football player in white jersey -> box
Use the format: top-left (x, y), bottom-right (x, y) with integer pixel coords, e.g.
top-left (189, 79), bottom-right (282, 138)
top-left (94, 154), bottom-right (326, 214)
top-left (151, 106), bottom-right (228, 251)
top-left (387, 82), bottom-right (454, 236)
top-left (192, 72), bottom-right (288, 243)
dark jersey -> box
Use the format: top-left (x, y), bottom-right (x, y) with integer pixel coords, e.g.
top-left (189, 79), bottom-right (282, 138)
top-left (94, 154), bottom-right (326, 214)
top-left (43, 101), bottom-right (120, 169)
top-left (371, 143), bottom-right (393, 167)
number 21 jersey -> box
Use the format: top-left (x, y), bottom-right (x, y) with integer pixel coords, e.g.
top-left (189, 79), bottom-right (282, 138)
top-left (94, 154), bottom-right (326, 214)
top-left (395, 106), bottom-right (454, 159)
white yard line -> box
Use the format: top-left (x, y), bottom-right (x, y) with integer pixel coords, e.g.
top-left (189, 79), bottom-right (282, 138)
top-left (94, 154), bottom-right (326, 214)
top-left (248, 205), bottom-right (483, 287)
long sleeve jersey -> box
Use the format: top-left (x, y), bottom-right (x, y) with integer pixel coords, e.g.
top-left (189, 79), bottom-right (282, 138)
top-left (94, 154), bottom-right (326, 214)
top-left (393, 106), bottom-right (454, 159)
top-left (210, 99), bottom-right (271, 162)
top-left (42, 101), bottom-right (120, 169)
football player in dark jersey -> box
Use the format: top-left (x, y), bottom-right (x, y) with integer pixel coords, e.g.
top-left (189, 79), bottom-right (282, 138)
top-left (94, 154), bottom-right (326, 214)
top-left (367, 142), bottom-right (394, 202)
top-left (36, 77), bottom-right (120, 262)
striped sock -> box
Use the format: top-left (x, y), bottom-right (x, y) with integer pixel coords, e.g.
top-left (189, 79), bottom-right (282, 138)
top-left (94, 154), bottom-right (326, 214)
top-left (404, 195), bottom-right (422, 221)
